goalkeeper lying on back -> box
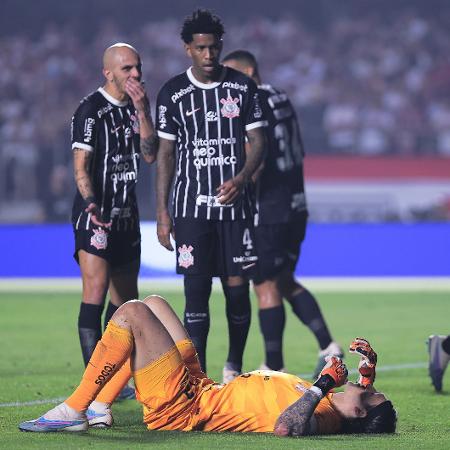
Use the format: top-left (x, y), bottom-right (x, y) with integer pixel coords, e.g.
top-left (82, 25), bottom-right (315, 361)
top-left (19, 295), bottom-right (397, 436)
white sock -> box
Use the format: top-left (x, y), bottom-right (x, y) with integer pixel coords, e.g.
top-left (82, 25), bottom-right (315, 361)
top-left (43, 402), bottom-right (85, 420)
top-left (89, 400), bottom-right (110, 413)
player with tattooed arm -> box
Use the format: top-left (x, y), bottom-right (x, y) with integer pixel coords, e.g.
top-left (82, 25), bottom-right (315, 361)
top-left (19, 297), bottom-right (396, 436)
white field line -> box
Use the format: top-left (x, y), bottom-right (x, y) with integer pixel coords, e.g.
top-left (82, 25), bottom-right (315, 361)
top-left (0, 362), bottom-right (427, 408)
top-left (1, 277), bottom-right (450, 293)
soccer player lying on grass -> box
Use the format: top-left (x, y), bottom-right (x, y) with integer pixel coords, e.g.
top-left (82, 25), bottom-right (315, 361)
top-left (19, 296), bottom-right (396, 436)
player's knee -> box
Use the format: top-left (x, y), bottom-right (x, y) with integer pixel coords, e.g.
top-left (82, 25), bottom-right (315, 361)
top-left (255, 281), bottom-right (282, 309)
top-left (142, 294), bottom-right (168, 307)
top-left (115, 299), bottom-right (147, 320)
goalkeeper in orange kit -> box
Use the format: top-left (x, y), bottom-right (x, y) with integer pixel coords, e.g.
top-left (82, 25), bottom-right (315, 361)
top-left (19, 296), bottom-right (396, 436)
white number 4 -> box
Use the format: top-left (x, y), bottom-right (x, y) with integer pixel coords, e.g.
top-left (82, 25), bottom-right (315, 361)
top-left (243, 228), bottom-right (253, 250)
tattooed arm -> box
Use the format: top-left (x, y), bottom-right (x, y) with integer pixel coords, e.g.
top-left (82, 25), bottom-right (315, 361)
top-left (217, 126), bottom-right (267, 204)
top-left (156, 137), bottom-right (176, 251)
top-left (274, 357), bottom-right (348, 437)
top-left (125, 78), bottom-right (158, 164)
top-left (274, 390), bottom-right (320, 437)
top-left (73, 148), bottom-right (111, 227)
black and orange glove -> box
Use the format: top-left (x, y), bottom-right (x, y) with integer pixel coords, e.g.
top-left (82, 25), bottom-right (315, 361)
top-left (313, 356), bottom-right (348, 396)
top-left (349, 337), bottom-right (377, 388)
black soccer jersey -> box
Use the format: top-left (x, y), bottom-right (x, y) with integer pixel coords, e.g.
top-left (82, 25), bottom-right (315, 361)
top-left (255, 84), bottom-right (307, 225)
top-left (71, 87), bottom-right (141, 231)
top-left (156, 66), bottom-right (266, 221)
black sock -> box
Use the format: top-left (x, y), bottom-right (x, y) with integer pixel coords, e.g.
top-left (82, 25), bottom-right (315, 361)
top-left (223, 283), bottom-right (251, 372)
top-left (288, 288), bottom-right (332, 350)
top-left (442, 336), bottom-right (450, 354)
top-left (183, 275), bottom-right (212, 372)
top-left (78, 302), bottom-right (104, 366)
top-left (104, 301), bottom-right (119, 330)
top-left (258, 305), bottom-right (285, 370)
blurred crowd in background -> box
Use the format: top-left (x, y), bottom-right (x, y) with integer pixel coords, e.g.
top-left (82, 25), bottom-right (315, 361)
top-left (1, 1), bottom-right (450, 222)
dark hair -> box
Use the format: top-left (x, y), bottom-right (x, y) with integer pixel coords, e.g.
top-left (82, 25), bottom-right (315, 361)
top-left (342, 401), bottom-right (397, 434)
top-left (180, 9), bottom-right (225, 43)
top-left (222, 49), bottom-right (258, 70)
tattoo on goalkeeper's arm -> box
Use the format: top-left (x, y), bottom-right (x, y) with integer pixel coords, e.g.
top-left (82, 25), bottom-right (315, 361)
top-left (275, 390), bottom-right (319, 436)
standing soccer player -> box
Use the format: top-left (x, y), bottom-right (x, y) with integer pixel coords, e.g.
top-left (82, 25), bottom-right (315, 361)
top-left (222, 50), bottom-right (343, 377)
top-left (156, 10), bottom-right (266, 377)
top-left (71, 43), bottom-right (157, 396)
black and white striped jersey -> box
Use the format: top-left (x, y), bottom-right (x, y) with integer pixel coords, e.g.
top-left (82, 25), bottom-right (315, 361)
top-left (71, 87), bottom-right (141, 231)
top-left (255, 84), bottom-right (307, 225)
top-left (156, 66), bottom-right (267, 221)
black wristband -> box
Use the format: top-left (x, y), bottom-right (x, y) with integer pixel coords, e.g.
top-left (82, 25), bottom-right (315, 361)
top-left (313, 374), bottom-right (335, 396)
top-left (84, 196), bottom-right (96, 207)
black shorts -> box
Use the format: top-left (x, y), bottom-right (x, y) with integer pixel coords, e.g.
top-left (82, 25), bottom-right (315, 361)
top-left (253, 215), bottom-right (307, 285)
top-left (73, 225), bottom-right (141, 269)
top-left (174, 217), bottom-right (257, 277)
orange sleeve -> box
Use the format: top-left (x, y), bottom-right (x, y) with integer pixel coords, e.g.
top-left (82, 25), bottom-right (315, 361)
top-left (313, 394), bottom-right (343, 435)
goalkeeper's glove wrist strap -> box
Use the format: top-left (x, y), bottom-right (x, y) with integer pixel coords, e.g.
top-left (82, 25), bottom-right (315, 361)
top-left (309, 386), bottom-right (323, 399)
top-left (313, 374), bottom-right (335, 396)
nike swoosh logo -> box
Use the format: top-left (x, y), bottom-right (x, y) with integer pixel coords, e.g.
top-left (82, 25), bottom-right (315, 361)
top-left (242, 263), bottom-right (256, 270)
top-left (186, 319), bottom-right (204, 323)
top-left (186, 108), bottom-right (200, 117)
top-left (111, 126), bottom-right (122, 133)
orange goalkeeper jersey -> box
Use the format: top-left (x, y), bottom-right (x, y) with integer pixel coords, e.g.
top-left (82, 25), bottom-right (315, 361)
top-left (142, 367), bottom-right (342, 434)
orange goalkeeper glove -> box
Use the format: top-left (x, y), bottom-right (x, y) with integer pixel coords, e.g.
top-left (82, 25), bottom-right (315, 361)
top-left (313, 356), bottom-right (348, 396)
top-left (349, 337), bottom-right (377, 388)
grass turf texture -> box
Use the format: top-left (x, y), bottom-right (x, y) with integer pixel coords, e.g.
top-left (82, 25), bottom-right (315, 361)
top-left (1, 289), bottom-right (450, 449)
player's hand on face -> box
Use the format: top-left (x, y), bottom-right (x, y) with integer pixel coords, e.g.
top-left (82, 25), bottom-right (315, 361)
top-left (216, 175), bottom-right (244, 205)
top-left (85, 202), bottom-right (112, 228)
top-left (157, 212), bottom-right (175, 251)
top-left (126, 78), bottom-right (150, 115)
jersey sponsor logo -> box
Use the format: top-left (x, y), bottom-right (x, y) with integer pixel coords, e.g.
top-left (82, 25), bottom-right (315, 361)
top-left (111, 154), bottom-right (139, 182)
top-left (158, 105), bottom-right (167, 129)
top-left (90, 228), bottom-right (108, 250)
top-left (97, 103), bottom-right (113, 118)
top-left (178, 244), bottom-right (194, 268)
top-left (130, 114), bottom-right (140, 133)
top-left (220, 95), bottom-right (240, 119)
top-left (253, 93), bottom-right (263, 119)
top-left (186, 107), bottom-right (201, 117)
top-left (171, 84), bottom-right (195, 103)
top-left (222, 81), bottom-right (248, 92)
top-left (124, 126), bottom-right (132, 139)
top-left (193, 152), bottom-right (237, 169)
top-left (192, 137), bottom-right (236, 147)
top-left (110, 207), bottom-right (131, 219)
top-left (83, 118), bottom-right (95, 142)
top-left (196, 194), bottom-right (233, 208)
top-left (94, 362), bottom-right (117, 385)
top-left (206, 111), bottom-right (218, 122)
top-left (233, 255), bottom-right (258, 263)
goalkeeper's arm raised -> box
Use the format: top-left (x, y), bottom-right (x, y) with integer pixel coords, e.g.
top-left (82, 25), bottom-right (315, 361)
top-left (349, 337), bottom-right (377, 388)
top-left (274, 356), bottom-right (348, 437)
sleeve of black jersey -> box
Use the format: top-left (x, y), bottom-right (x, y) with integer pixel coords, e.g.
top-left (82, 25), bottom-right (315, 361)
top-left (71, 100), bottom-right (98, 152)
top-left (155, 84), bottom-right (178, 141)
top-left (244, 79), bottom-right (268, 132)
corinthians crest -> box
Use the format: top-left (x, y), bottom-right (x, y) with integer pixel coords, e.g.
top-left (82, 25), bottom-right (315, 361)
top-left (178, 244), bottom-right (194, 269)
top-left (90, 228), bottom-right (108, 250)
top-left (220, 95), bottom-right (240, 118)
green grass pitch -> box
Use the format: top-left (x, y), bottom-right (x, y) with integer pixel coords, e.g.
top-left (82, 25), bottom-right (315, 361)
top-left (1, 286), bottom-right (450, 449)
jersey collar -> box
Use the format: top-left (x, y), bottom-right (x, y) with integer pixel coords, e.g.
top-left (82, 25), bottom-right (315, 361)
top-left (98, 87), bottom-right (129, 107)
top-left (186, 66), bottom-right (227, 89)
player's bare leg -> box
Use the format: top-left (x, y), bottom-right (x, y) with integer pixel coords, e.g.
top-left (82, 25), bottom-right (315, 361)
top-left (254, 279), bottom-right (286, 371)
top-left (106, 259), bottom-right (140, 400)
top-left (222, 275), bottom-right (251, 383)
top-left (78, 250), bottom-right (110, 366)
top-left (19, 299), bottom-right (177, 432)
